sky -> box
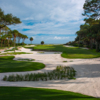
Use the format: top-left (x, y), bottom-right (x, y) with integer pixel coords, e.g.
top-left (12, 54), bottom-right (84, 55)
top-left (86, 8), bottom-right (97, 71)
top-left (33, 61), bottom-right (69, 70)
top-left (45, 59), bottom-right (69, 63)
top-left (0, 0), bottom-right (85, 44)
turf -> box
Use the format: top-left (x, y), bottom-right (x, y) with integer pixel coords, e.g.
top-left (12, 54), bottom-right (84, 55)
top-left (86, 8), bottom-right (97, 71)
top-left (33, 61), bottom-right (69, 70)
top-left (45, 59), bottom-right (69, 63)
top-left (30, 45), bottom-right (100, 59)
top-left (0, 52), bottom-right (31, 55)
top-left (0, 87), bottom-right (99, 100)
top-left (0, 56), bottom-right (45, 72)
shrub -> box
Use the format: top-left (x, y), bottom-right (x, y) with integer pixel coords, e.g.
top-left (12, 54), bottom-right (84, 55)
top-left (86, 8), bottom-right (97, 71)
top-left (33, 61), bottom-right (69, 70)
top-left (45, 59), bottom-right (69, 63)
top-left (3, 66), bottom-right (76, 82)
top-left (41, 41), bottom-right (44, 45)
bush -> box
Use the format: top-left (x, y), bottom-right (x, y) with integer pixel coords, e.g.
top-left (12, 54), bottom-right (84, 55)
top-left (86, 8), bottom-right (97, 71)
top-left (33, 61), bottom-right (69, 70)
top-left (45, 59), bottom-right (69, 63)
top-left (3, 66), bottom-right (76, 81)
top-left (41, 41), bottom-right (44, 45)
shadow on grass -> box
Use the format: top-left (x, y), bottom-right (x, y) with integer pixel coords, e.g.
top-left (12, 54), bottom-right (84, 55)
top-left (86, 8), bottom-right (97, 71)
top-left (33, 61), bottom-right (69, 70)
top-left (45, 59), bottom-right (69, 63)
top-left (0, 87), bottom-right (99, 100)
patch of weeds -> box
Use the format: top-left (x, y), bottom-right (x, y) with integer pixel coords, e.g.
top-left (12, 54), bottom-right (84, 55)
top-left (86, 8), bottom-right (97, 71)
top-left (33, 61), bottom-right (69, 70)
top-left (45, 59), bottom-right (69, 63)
top-left (63, 61), bottom-right (67, 62)
top-left (70, 60), bottom-right (73, 62)
top-left (17, 59), bottom-right (35, 61)
top-left (3, 66), bottom-right (76, 82)
top-left (4, 47), bottom-right (18, 52)
top-left (0, 52), bottom-right (31, 55)
top-left (38, 51), bottom-right (44, 53)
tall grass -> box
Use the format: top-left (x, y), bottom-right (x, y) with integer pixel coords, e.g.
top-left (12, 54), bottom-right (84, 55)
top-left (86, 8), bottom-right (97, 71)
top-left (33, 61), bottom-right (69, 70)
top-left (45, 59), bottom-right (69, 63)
top-left (3, 66), bottom-right (76, 81)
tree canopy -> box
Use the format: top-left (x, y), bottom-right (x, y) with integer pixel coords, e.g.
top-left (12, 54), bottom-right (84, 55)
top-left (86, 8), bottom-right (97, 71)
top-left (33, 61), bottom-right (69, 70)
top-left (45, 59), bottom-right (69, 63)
top-left (0, 8), bottom-right (21, 30)
top-left (83, 0), bottom-right (100, 19)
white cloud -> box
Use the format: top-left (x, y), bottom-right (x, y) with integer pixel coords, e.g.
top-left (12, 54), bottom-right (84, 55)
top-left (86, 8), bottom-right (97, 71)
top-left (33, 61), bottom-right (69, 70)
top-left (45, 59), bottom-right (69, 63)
top-left (54, 36), bottom-right (69, 40)
top-left (0, 0), bottom-right (85, 44)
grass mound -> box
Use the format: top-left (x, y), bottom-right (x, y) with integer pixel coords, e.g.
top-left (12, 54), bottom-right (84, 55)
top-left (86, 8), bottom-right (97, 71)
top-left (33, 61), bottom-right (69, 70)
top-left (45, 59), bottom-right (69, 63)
top-left (0, 87), bottom-right (99, 100)
top-left (30, 45), bottom-right (100, 59)
top-left (0, 52), bottom-right (31, 55)
top-left (0, 56), bottom-right (45, 72)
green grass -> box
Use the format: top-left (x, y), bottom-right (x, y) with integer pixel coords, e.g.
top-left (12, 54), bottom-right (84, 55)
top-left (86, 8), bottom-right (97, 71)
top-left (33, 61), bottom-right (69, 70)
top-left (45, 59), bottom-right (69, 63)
top-left (0, 56), bottom-right (45, 72)
top-left (29, 45), bottom-right (100, 59)
top-left (4, 47), bottom-right (18, 52)
top-left (0, 52), bottom-right (32, 55)
top-left (0, 56), bottom-right (15, 60)
top-left (3, 66), bottom-right (76, 81)
top-left (0, 87), bottom-right (99, 100)
top-left (0, 47), bottom-right (7, 49)
top-left (17, 58), bottom-right (35, 61)
top-left (63, 61), bottom-right (68, 62)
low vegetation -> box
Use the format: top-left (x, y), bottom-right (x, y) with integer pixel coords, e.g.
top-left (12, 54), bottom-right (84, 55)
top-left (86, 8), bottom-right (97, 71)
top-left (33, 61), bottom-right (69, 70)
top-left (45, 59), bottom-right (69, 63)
top-left (0, 87), bottom-right (99, 100)
top-left (0, 52), bottom-right (31, 55)
top-left (27, 45), bottom-right (100, 59)
top-left (17, 58), bottom-right (35, 61)
top-left (0, 56), bottom-right (45, 72)
top-left (3, 66), bottom-right (76, 81)
top-left (4, 47), bottom-right (18, 52)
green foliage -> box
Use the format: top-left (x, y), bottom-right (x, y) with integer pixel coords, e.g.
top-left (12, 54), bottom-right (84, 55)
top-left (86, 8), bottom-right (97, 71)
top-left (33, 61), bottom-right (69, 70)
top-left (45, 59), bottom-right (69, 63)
top-left (17, 58), bottom-right (35, 61)
top-left (41, 41), bottom-right (44, 45)
top-left (30, 37), bottom-right (33, 44)
top-left (4, 47), bottom-right (18, 52)
top-left (63, 61), bottom-right (67, 62)
top-left (0, 8), bottom-right (21, 29)
top-left (0, 87), bottom-right (98, 100)
top-left (83, 0), bottom-right (100, 19)
top-left (0, 52), bottom-right (31, 55)
top-left (0, 56), bottom-right (14, 60)
top-left (33, 45), bottom-right (100, 59)
top-left (3, 66), bottom-right (76, 81)
top-left (0, 56), bottom-right (45, 72)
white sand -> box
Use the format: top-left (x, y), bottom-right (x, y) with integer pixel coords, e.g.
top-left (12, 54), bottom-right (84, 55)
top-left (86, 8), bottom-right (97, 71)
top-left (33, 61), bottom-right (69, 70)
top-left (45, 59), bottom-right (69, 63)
top-left (0, 47), bottom-right (100, 98)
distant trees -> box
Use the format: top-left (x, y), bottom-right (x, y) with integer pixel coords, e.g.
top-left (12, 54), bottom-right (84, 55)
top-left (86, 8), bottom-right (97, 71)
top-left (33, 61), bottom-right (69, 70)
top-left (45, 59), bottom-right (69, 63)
top-left (30, 37), bottom-right (33, 44)
top-left (41, 41), bottom-right (44, 45)
top-left (0, 8), bottom-right (28, 50)
top-left (67, 0), bottom-right (100, 52)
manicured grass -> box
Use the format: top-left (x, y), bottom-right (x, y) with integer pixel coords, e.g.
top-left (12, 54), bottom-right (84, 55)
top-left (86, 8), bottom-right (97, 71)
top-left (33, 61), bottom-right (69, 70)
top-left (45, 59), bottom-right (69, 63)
top-left (0, 52), bottom-right (32, 55)
top-left (0, 56), bottom-right (45, 72)
top-left (0, 56), bottom-right (15, 60)
top-left (30, 45), bottom-right (100, 59)
top-left (0, 87), bottom-right (99, 100)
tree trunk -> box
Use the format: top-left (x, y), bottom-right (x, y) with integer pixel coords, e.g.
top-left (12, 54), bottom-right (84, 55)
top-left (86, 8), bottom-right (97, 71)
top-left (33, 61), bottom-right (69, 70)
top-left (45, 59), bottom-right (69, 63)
top-left (96, 41), bottom-right (99, 52)
top-left (90, 39), bottom-right (93, 49)
top-left (8, 38), bottom-right (9, 48)
top-left (14, 37), bottom-right (16, 53)
top-left (1, 40), bottom-right (3, 47)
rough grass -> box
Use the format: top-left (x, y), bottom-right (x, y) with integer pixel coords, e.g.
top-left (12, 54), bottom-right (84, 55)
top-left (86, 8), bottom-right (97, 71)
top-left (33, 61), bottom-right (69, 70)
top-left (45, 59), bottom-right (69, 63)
top-left (0, 56), bottom-right (45, 72)
top-left (30, 45), bottom-right (100, 59)
top-left (3, 66), bottom-right (76, 81)
top-left (0, 87), bottom-right (99, 100)
top-left (0, 52), bottom-right (32, 55)
top-left (4, 47), bottom-right (18, 52)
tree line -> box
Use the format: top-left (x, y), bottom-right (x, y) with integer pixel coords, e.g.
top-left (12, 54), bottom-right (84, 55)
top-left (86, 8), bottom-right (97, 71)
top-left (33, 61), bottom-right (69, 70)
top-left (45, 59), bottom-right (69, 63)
top-left (0, 8), bottom-right (28, 49)
top-left (67, 0), bottom-right (100, 52)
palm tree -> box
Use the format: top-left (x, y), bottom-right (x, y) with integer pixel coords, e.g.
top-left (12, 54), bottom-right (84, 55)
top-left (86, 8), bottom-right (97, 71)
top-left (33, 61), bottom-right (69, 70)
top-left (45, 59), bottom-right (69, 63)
top-left (11, 30), bottom-right (18, 52)
top-left (22, 35), bottom-right (28, 45)
top-left (30, 37), bottom-right (33, 44)
top-left (17, 32), bottom-right (22, 44)
top-left (41, 41), bottom-right (44, 45)
top-left (7, 30), bottom-right (12, 48)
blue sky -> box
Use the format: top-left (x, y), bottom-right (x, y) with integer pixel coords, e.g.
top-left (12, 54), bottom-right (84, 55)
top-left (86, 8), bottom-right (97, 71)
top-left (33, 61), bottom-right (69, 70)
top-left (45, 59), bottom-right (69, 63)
top-left (0, 0), bottom-right (85, 44)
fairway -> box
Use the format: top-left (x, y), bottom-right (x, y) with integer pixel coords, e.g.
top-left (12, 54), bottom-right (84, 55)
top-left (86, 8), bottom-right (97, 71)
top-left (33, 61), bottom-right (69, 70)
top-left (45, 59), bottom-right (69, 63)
top-left (0, 56), bottom-right (45, 72)
top-left (29, 45), bottom-right (100, 59)
top-left (0, 87), bottom-right (99, 100)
